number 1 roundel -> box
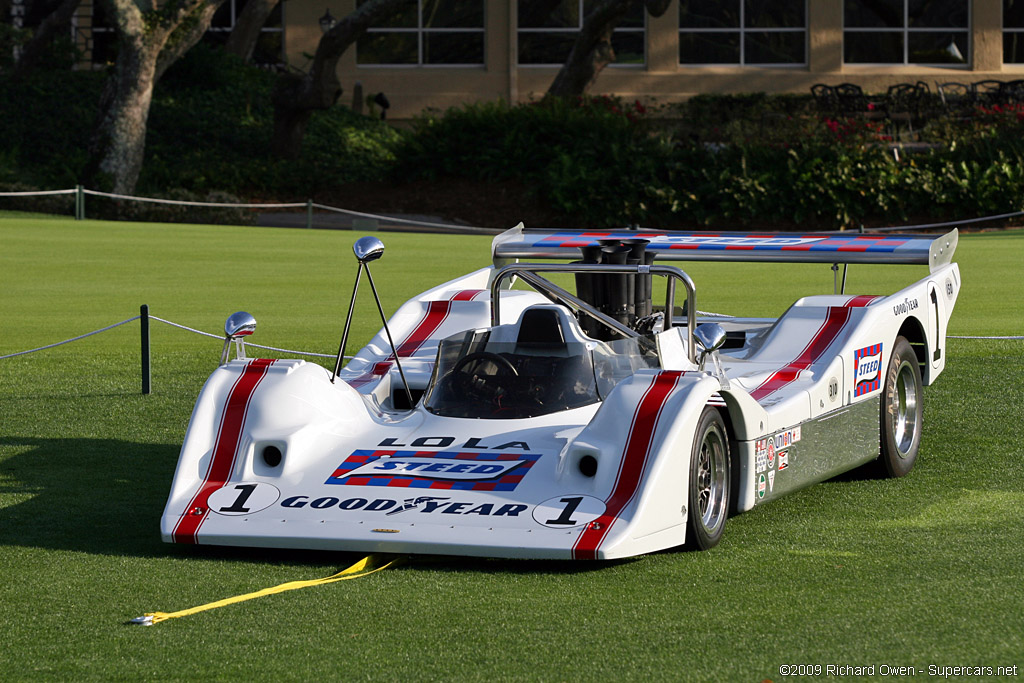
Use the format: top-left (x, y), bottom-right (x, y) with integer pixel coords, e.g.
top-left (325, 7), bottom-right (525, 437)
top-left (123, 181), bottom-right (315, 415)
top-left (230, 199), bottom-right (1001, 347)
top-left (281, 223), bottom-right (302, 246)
top-left (208, 482), bottom-right (281, 516)
top-left (532, 495), bottom-right (606, 528)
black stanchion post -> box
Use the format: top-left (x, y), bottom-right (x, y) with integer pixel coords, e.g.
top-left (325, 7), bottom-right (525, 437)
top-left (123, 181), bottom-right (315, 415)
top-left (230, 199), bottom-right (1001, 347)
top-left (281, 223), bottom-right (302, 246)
top-left (306, 199), bottom-right (313, 229)
top-left (140, 304), bottom-right (151, 395)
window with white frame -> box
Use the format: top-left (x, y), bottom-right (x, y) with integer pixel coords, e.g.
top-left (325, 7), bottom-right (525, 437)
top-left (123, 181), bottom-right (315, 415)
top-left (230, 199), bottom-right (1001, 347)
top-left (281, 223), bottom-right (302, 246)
top-left (518, 1), bottom-right (645, 66)
top-left (844, 0), bottom-right (968, 65)
top-left (1006, 0), bottom-right (1024, 62)
top-left (678, 0), bottom-right (806, 65)
top-left (357, 0), bottom-right (484, 65)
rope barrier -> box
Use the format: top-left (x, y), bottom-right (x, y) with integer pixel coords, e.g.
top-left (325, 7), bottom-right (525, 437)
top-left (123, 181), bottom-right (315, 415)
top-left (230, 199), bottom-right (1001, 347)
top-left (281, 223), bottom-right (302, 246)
top-left (310, 202), bottom-right (496, 234)
top-left (0, 310), bottom-right (1019, 364)
top-left (0, 189), bottom-right (76, 197)
top-left (149, 316), bottom-right (339, 359)
top-left (0, 316), bottom-right (141, 360)
top-left (82, 188), bottom-right (307, 210)
top-left (1, 186), bottom-right (494, 232)
top-left (4, 186), bottom-right (1020, 234)
top-left (866, 209), bottom-right (1024, 233)
top-left (949, 334), bottom-right (1024, 340)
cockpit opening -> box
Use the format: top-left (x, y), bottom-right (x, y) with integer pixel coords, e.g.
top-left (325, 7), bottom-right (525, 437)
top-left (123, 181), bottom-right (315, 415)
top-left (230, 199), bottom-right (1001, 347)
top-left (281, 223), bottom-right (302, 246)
top-left (423, 305), bottom-right (660, 419)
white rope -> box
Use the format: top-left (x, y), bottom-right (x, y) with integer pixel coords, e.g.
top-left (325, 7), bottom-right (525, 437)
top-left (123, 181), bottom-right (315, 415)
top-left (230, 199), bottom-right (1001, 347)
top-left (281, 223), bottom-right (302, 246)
top-left (0, 189), bottom-right (76, 197)
top-left (0, 316), bottom-right (140, 359)
top-left (82, 189), bottom-right (306, 210)
top-left (3, 187), bottom-right (1021, 235)
top-left (83, 189), bottom-right (304, 209)
top-left (311, 203), bottom-right (498, 233)
top-left (148, 316), bottom-right (223, 340)
top-left (867, 209), bottom-right (1024, 232)
top-left (0, 310), bottom-right (1017, 366)
top-left (149, 316), bottom-right (341, 359)
top-left (949, 335), bottom-right (1024, 340)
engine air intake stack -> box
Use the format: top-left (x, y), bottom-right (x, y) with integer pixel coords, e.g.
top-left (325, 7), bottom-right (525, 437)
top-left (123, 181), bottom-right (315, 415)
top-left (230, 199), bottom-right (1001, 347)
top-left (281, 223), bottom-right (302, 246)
top-left (573, 238), bottom-right (653, 340)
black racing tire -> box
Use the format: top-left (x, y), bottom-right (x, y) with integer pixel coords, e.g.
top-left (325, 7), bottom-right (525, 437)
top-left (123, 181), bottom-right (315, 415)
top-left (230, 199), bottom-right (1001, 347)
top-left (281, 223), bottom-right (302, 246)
top-left (878, 336), bottom-right (923, 478)
top-left (685, 407), bottom-right (730, 550)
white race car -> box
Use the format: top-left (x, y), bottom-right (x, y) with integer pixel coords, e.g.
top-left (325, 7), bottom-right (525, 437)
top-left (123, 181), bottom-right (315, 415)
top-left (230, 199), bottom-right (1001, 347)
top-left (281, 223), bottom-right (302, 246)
top-left (161, 225), bottom-right (960, 559)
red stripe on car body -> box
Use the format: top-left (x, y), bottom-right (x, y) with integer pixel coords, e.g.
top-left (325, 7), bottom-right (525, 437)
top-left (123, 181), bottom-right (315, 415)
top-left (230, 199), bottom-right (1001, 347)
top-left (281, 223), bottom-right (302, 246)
top-left (172, 358), bottom-right (275, 543)
top-left (572, 371), bottom-right (684, 560)
top-left (750, 295), bottom-right (878, 403)
top-left (346, 289), bottom-right (482, 387)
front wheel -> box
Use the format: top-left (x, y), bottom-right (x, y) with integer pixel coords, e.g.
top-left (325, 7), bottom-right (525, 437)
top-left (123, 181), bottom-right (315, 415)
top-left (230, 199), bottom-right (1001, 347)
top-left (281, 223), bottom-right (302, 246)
top-left (878, 336), bottom-right (923, 478)
top-left (686, 407), bottom-right (730, 550)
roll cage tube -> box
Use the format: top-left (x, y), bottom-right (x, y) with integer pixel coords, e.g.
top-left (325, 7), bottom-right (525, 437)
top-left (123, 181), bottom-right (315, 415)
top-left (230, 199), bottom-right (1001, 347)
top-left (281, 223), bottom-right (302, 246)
top-left (489, 262), bottom-right (698, 364)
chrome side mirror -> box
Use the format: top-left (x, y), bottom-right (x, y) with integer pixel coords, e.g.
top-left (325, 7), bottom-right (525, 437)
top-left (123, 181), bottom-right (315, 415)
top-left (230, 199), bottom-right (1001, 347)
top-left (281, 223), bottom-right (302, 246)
top-left (694, 322), bottom-right (726, 358)
top-left (694, 322), bottom-right (729, 389)
top-left (221, 311), bottom-right (256, 365)
top-left (353, 235), bottom-right (385, 263)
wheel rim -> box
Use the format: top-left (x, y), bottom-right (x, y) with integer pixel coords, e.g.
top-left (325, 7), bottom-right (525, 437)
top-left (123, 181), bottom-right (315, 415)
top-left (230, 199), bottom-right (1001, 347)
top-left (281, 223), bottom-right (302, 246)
top-left (696, 426), bottom-right (727, 532)
top-left (891, 360), bottom-right (920, 457)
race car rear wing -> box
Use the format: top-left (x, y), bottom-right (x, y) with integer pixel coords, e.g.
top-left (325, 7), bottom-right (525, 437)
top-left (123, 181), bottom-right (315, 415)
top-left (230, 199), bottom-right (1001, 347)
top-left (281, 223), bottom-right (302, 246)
top-left (492, 224), bottom-right (958, 273)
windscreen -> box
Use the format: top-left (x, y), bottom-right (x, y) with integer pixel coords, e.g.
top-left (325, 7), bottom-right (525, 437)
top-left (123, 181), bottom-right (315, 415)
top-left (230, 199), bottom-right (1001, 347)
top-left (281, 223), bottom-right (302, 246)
top-left (424, 330), bottom-right (660, 419)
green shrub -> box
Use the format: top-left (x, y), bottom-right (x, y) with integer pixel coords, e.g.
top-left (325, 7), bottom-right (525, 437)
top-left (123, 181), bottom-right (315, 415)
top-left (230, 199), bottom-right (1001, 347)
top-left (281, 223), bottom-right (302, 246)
top-left (143, 44), bottom-right (403, 196)
top-left (2, 50), bottom-right (1022, 231)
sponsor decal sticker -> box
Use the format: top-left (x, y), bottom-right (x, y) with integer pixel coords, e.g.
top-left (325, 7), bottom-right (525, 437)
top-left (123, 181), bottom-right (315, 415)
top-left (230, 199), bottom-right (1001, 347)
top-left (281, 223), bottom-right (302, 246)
top-left (756, 427), bottom-right (801, 474)
top-left (755, 443), bottom-right (768, 474)
top-left (757, 474), bottom-right (767, 499)
top-left (280, 494), bottom-right (529, 517)
top-left (853, 343), bottom-right (884, 397)
top-left (892, 297), bottom-right (919, 317)
top-left (768, 470), bottom-right (775, 492)
top-left (327, 450), bottom-right (541, 491)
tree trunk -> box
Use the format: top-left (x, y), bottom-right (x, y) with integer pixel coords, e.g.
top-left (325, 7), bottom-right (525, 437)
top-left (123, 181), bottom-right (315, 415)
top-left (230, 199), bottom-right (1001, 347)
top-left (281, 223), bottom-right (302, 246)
top-left (12, 0), bottom-right (80, 79)
top-left (82, 0), bottom-right (226, 194)
top-left (547, 0), bottom-right (669, 98)
top-left (85, 44), bottom-right (159, 194)
top-left (224, 0), bottom-right (279, 62)
top-left (269, 0), bottom-right (407, 159)
top-left (155, 1), bottom-right (222, 82)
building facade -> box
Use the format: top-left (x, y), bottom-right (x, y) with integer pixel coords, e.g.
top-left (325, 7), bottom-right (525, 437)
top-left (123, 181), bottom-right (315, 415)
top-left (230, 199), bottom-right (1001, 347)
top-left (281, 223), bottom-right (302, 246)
top-left (283, 0), bottom-right (1023, 118)
top-left (57, 1), bottom-right (1024, 119)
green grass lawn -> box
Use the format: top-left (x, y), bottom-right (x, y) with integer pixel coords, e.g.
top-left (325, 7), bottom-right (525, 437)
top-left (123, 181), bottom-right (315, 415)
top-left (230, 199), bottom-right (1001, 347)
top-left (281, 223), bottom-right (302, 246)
top-left (1, 216), bottom-right (1022, 680)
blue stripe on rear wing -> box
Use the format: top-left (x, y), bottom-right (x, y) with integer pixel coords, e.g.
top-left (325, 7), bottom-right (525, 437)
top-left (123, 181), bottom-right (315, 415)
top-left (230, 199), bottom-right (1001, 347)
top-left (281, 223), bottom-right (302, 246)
top-left (492, 224), bottom-right (958, 273)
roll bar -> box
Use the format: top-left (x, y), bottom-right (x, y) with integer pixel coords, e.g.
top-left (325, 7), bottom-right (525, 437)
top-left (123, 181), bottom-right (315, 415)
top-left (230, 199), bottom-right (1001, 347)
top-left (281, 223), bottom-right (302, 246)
top-left (489, 262), bottom-right (698, 363)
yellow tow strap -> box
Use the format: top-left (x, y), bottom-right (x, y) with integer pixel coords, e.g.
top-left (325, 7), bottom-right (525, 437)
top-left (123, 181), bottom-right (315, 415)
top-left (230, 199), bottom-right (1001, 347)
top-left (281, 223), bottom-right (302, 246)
top-left (130, 554), bottom-right (402, 626)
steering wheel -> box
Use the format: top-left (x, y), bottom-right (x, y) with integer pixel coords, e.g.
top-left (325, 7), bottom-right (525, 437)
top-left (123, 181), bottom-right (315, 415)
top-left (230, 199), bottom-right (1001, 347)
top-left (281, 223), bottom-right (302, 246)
top-left (449, 352), bottom-right (518, 404)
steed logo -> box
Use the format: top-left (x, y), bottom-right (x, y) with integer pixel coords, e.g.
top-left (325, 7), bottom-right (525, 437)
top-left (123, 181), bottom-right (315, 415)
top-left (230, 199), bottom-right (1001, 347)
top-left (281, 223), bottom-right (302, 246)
top-left (326, 450), bottom-right (542, 492)
top-left (343, 455), bottom-right (525, 481)
top-left (854, 343), bottom-right (883, 397)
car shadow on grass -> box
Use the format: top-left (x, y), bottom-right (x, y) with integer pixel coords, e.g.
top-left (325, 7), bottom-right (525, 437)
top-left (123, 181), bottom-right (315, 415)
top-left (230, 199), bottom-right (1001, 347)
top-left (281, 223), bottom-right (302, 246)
top-left (0, 436), bottom-right (180, 558)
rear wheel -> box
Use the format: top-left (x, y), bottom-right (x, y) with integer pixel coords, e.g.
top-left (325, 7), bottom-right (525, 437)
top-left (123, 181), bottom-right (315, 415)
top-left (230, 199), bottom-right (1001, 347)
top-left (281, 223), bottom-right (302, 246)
top-left (686, 407), bottom-right (730, 550)
top-left (878, 336), bottom-right (923, 477)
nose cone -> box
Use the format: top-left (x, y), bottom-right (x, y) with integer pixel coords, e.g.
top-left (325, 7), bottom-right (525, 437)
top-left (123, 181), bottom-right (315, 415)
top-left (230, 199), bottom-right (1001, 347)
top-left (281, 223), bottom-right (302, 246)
top-left (353, 236), bottom-right (385, 263)
top-left (224, 311), bottom-right (257, 338)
